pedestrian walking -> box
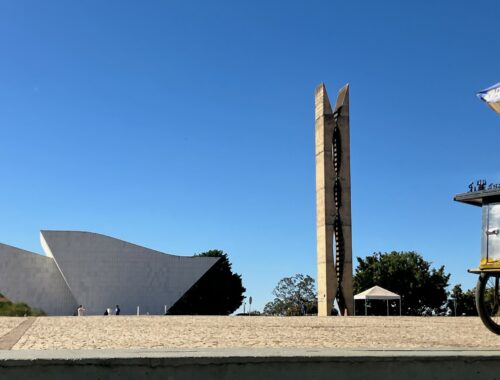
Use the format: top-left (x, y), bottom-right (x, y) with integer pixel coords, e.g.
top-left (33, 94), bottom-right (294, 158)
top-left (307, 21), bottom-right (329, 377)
top-left (77, 305), bottom-right (86, 316)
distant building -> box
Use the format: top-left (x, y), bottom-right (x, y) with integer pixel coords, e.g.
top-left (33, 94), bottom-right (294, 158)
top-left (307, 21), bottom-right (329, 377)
top-left (0, 231), bottom-right (218, 315)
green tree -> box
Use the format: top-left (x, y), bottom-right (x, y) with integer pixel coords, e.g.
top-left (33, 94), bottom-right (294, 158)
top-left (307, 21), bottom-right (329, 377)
top-left (0, 299), bottom-right (45, 316)
top-left (168, 250), bottom-right (245, 315)
top-left (263, 274), bottom-right (317, 316)
top-left (354, 251), bottom-right (450, 316)
top-left (447, 284), bottom-right (477, 316)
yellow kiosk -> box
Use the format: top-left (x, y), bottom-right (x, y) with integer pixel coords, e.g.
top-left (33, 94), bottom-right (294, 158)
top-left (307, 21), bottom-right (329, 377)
top-left (455, 183), bottom-right (500, 333)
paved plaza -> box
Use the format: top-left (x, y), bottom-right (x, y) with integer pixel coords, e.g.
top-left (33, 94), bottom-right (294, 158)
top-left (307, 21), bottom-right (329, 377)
top-left (0, 316), bottom-right (499, 351)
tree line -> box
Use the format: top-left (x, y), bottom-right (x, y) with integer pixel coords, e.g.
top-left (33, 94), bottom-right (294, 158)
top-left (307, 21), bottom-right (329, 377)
top-left (263, 251), bottom-right (477, 316)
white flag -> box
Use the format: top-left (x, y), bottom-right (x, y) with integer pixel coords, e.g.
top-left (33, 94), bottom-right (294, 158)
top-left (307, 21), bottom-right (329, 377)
top-left (477, 83), bottom-right (500, 114)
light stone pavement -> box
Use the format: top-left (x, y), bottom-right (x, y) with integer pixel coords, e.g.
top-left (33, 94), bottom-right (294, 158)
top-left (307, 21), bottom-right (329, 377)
top-left (0, 318), bottom-right (26, 339)
top-left (0, 318), bottom-right (36, 349)
top-left (1, 316), bottom-right (500, 350)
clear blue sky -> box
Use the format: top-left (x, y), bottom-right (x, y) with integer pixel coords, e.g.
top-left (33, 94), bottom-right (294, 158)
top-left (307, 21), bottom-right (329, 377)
top-left (1, 1), bottom-right (499, 313)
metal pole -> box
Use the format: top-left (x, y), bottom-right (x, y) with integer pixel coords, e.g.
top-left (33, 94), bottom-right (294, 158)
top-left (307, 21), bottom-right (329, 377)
top-left (364, 300), bottom-right (367, 316)
top-left (487, 205), bottom-right (490, 262)
top-left (386, 300), bottom-right (389, 316)
top-left (399, 299), bottom-right (401, 316)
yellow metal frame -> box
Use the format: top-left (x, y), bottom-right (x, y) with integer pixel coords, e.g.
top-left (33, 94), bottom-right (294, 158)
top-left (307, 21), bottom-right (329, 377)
top-left (480, 258), bottom-right (500, 270)
top-left (469, 267), bottom-right (500, 274)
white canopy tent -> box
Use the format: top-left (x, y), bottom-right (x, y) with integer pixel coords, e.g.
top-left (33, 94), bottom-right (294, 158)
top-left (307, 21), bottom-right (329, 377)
top-left (354, 285), bottom-right (401, 316)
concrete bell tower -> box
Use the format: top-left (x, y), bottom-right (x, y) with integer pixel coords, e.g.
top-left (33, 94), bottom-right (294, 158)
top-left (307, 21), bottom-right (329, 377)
top-left (315, 83), bottom-right (353, 316)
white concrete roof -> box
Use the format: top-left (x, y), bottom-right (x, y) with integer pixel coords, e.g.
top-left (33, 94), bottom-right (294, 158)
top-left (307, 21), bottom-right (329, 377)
top-left (354, 285), bottom-right (400, 300)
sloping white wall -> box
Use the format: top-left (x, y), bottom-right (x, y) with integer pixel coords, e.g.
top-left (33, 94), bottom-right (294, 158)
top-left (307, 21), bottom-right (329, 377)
top-left (0, 243), bottom-right (77, 315)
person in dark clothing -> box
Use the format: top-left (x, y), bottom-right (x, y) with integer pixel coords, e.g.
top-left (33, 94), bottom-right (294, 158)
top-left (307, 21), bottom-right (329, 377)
top-left (301, 303), bottom-right (307, 316)
top-left (115, 305), bottom-right (120, 315)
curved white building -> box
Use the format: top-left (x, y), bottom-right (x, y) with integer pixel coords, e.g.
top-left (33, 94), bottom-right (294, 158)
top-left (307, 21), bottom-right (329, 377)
top-left (0, 231), bottom-right (219, 315)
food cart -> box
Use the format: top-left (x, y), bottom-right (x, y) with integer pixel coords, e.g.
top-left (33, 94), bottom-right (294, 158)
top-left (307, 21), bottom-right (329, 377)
top-left (455, 183), bottom-right (500, 333)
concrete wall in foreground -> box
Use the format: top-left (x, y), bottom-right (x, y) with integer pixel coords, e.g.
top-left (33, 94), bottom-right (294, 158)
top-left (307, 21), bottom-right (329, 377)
top-left (0, 244), bottom-right (77, 315)
top-left (0, 348), bottom-right (499, 380)
top-left (40, 231), bottom-right (219, 315)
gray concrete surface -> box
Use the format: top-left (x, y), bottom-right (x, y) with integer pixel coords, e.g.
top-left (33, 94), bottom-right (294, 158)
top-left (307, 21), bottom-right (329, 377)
top-left (1, 348), bottom-right (500, 379)
top-left (0, 244), bottom-right (77, 315)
